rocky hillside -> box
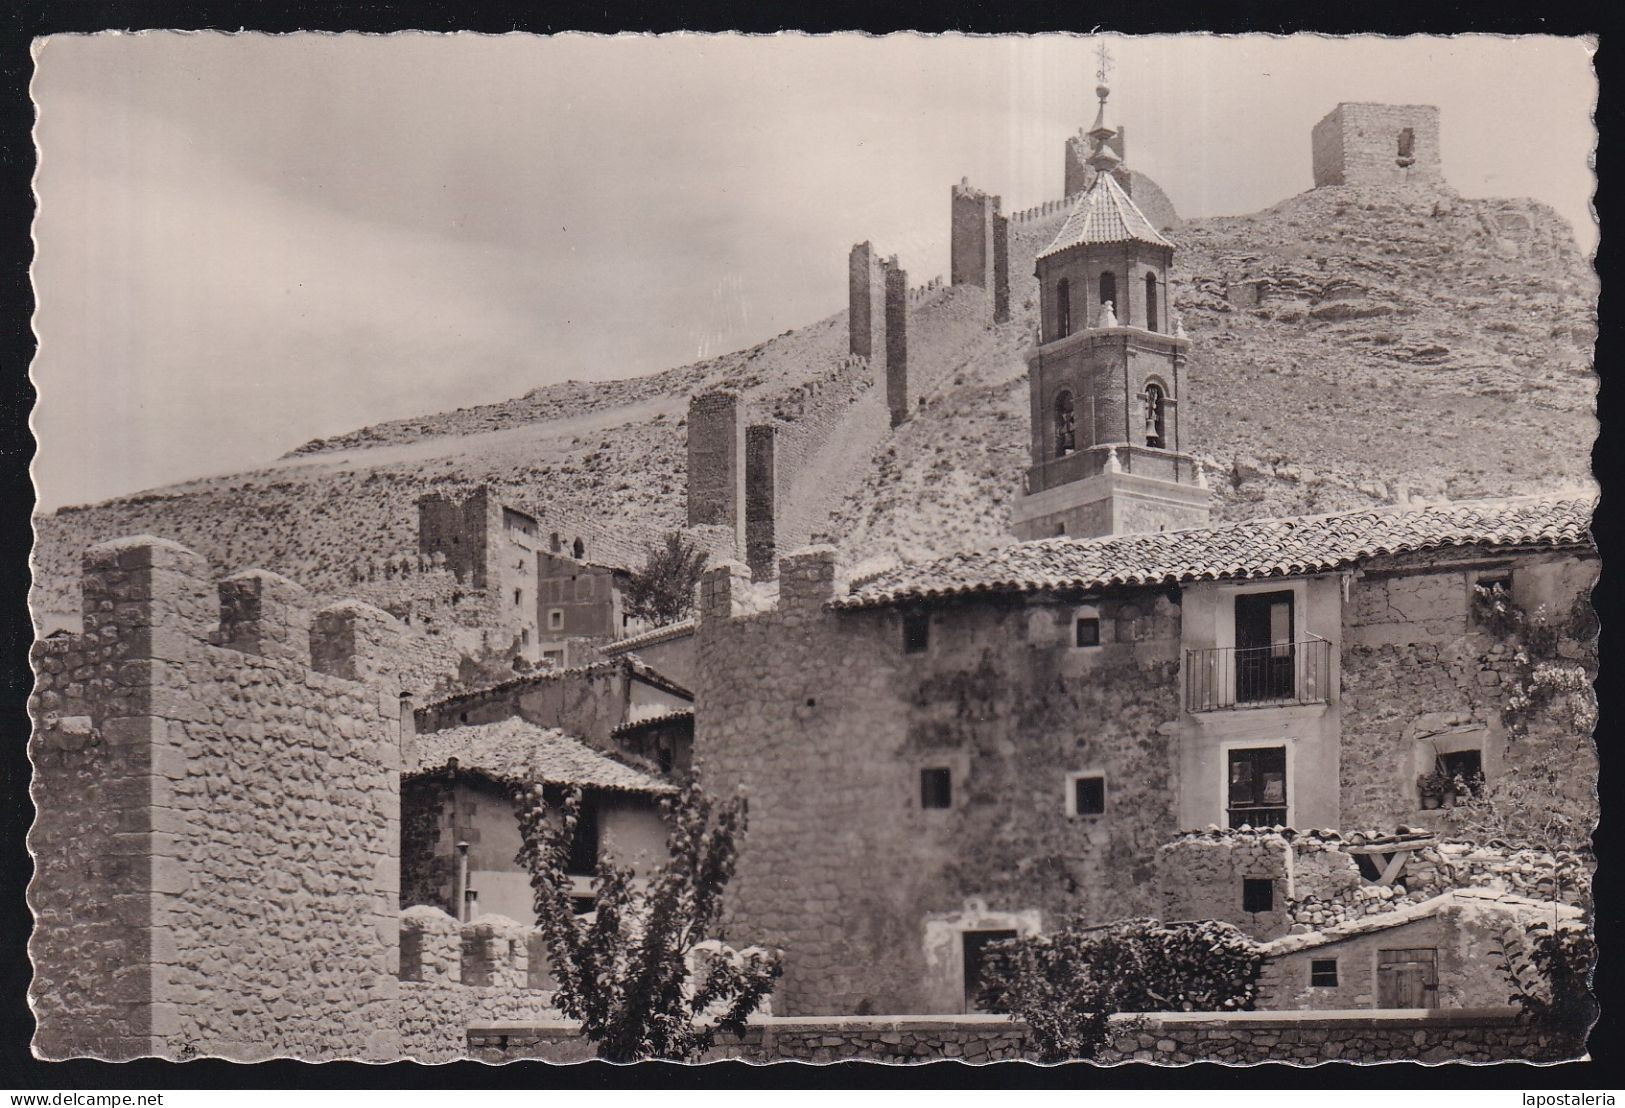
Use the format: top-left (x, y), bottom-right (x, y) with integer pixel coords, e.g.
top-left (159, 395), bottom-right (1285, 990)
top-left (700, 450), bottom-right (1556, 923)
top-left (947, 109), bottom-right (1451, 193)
top-left (31, 181), bottom-right (1596, 622)
top-left (826, 184), bottom-right (1596, 569)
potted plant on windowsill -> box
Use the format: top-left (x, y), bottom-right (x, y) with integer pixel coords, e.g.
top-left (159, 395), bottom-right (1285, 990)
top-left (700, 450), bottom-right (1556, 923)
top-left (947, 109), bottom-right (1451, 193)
top-left (1417, 769), bottom-right (1455, 810)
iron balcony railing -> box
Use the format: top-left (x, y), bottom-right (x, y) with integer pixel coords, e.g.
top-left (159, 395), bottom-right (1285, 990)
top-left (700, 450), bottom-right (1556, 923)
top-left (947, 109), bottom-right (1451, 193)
top-left (1184, 636), bottom-right (1333, 712)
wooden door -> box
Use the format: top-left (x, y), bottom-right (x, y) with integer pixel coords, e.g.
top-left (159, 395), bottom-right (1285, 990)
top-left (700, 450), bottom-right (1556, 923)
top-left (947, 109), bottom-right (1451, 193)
top-left (1377, 948), bottom-right (1438, 1009)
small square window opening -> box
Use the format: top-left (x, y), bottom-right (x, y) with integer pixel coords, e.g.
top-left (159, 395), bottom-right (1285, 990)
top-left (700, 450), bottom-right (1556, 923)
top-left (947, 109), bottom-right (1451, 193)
top-left (1310, 959), bottom-right (1339, 987)
top-left (1072, 774), bottom-right (1106, 817)
top-left (1075, 617), bottom-right (1101, 647)
top-left (920, 767), bottom-right (953, 810)
top-left (1243, 878), bottom-right (1275, 914)
top-left (549, 609), bottom-right (565, 631)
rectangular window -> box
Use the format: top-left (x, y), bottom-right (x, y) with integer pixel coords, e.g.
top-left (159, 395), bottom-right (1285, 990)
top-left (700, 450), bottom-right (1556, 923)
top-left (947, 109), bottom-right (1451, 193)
top-left (549, 609), bottom-right (565, 631)
top-left (1310, 959), bottom-right (1339, 988)
top-left (1472, 571), bottom-right (1514, 625)
top-left (514, 588), bottom-right (523, 607)
top-left (1439, 749), bottom-right (1485, 796)
top-left (565, 799), bottom-right (600, 877)
top-left (1243, 878), bottom-right (1275, 914)
top-left (920, 767), bottom-right (953, 810)
top-left (1075, 617), bottom-right (1101, 647)
top-left (1069, 773), bottom-right (1106, 817)
top-left (1227, 746), bottom-right (1288, 828)
top-left (903, 611), bottom-right (930, 654)
top-left (520, 629), bottom-right (530, 647)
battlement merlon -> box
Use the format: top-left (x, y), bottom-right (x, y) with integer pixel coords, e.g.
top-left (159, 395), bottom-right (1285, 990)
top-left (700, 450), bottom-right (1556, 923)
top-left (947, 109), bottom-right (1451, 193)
top-left (65, 535), bottom-right (406, 691)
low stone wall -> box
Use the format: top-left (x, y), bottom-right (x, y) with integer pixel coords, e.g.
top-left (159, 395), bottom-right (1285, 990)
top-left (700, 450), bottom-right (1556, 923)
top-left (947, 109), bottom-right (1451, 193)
top-left (467, 1007), bottom-right (1563, 1065)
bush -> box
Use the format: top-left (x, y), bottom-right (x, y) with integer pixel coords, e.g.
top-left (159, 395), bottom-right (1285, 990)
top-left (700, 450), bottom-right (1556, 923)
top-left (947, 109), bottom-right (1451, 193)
top-left (1496, 918), bottom-right (1596, 1058)
top-left (978, 917), bottom-right (1262, 1062)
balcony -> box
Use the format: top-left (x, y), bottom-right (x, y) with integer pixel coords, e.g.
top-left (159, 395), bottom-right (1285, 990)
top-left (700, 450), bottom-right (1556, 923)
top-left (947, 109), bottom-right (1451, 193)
top-left (1184, 637), bottom-right (1333, 713)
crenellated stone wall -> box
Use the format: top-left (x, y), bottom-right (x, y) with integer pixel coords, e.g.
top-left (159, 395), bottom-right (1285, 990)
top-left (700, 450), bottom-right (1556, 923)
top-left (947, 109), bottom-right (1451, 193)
top-left (397, 906), bottom-right (563, 1064)
top-left (29, 537), bottom-right (404, 1061)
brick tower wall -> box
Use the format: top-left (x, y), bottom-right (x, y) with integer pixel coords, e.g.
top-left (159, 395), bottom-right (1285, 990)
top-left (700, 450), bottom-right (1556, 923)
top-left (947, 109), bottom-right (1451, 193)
top-left (884, 261), bottom-right (909, 428)
top-left (1312, 103), bottom-right (1443, 189)
top-left (744, 424), bottom-right (777, 581)
top-left (686, 392), bottom-right (746, 551)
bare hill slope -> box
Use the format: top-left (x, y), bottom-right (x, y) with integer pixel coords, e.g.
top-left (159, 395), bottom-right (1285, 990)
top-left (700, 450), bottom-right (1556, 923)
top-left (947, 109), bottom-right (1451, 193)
top-left (32, 183), bottom-right (1595, 620)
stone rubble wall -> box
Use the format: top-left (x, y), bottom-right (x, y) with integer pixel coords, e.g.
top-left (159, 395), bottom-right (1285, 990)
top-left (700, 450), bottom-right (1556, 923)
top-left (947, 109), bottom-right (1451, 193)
top-left (29, 537), bottom-right (403, 1061)
top-left (1339, 548), bottom-right (1597, 831)
top-left (693, 551), bottom-right (1184, 1015)
top-left (467, 1009), bottom-right (1561, 1065)
top-left (397, 906), bottom-right (563, 1064)
top-left (1158, 828), bottom-right (1589, 940)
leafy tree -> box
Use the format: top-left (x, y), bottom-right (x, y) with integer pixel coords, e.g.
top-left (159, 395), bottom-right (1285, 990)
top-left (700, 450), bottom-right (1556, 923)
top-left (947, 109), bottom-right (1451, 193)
top-left (1494, 918), bottom-right (1596, 1059)
top-left (623, 532), bottom-right (709, 626)
top-left (515, 780), bottom-right (780, 1063)
top-left (979, 917), bottom-right (1262, 1063)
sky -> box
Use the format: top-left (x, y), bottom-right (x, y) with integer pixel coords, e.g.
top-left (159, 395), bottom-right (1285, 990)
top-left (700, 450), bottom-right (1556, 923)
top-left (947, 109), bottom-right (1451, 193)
top-left (29, 32), bottom-right (1597, 511)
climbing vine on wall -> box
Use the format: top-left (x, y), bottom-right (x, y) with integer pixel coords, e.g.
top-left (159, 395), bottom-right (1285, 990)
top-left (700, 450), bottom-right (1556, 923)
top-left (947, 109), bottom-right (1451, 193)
top-left (1471, 584), bottom-right (1596, 738)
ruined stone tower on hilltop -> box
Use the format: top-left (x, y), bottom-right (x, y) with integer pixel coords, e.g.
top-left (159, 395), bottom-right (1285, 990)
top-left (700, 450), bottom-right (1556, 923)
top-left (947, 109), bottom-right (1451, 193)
top-left (1312, 102), bottom-right (1443, 189)
top-left (1011, 91), bottom-right (1209, 542)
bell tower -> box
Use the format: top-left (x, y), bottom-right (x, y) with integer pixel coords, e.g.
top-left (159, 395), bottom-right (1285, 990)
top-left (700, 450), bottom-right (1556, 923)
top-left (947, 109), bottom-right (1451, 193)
top-left (1011, 75), bottom-right (1210, 541)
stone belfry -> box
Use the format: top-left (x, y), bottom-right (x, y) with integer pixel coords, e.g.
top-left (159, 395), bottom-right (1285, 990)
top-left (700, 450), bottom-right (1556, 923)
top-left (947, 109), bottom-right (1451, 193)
top-left (1010, 63), bottom-right (1210, 542)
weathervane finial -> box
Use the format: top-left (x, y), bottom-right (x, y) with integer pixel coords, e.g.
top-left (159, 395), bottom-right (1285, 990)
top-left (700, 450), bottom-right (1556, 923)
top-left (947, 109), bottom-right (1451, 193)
top-left (1095, 40), bottom-right (1114, 87)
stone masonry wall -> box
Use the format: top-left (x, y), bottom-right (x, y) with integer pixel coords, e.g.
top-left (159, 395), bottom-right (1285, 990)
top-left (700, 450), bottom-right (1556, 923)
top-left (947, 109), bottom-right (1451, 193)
top-left (29, 538), bottom-right (403, 1061)
top-left (686, 391), bottom-right (746, 548)
top-left (693, 551), bottom-right (1183, 1016)
top-left (397, 906), bottom-right (562, 1063)
top-left (1158, 827), bottom-right (1588, 943)
top-left (745, 424), bottom-right (777, 581)
top-left (469, 1009), bottom-right (1562, 1065)
top-left (993, 212), bottom-right (1010, 324)
top-left (1339, 547), bottom-right (1596, 831)
top-left (1312, 103), bottom-right (1444, 189)
top-left (848, 241), bottom-right (886, 364)
top-left (950, 180), bottom-right (996, 290)
top-left (884, 260), bottom-right (909, 427)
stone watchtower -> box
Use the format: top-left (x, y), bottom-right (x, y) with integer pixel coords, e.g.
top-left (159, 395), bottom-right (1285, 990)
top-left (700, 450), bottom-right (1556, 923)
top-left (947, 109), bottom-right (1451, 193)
top-left (1010, 116), bottom-right (1209, 541)
top-left (1312, 103), bottom-right (1443, 189)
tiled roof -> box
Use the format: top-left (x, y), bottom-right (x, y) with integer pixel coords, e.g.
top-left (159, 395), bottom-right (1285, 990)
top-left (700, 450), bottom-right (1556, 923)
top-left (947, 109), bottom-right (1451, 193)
top-left (1038, 172), bottom-right (1174, 259)
top-left (602, 618), bottom-right (697, 656)
top-left (404, 718), bottom-right (674, 794)
top-left (835, 494), bottom-right (1594, 610)
top-left (612, 707), bottom-right (695, 737)
top-left (420, 655), bottom-right (692, 713)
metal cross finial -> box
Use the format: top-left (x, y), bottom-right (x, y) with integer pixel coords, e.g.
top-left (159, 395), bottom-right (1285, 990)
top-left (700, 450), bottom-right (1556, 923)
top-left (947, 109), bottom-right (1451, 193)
top-left (1095, 40), bottom-right (1114, 86)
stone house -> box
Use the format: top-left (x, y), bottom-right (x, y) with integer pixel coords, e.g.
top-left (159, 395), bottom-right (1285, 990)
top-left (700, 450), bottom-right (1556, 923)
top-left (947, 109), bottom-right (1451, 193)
top-left (690, 494), bottom-right (1594, 1016)
top-left (401, 717), bottom-right (673, 924)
